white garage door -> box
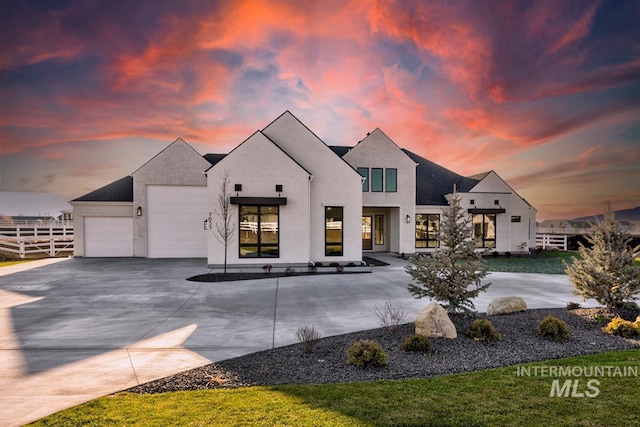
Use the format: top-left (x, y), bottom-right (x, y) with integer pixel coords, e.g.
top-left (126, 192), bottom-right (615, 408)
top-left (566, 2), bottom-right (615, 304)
top-left (147, 185), bottom-right (208, 258)
top-left (84, 217), bottom-right (133, 257)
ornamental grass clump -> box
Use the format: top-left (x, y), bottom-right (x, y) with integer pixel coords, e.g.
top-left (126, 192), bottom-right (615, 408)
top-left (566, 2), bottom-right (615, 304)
top-left (604, 317), bottom-right (640, 338)
top-left (402, 334), bottom-right (432, 353)
top-left (295, 326), bottom-right (321, 354)
top-left (537, 315), bottom-right (571, 341)
top-left (467, 319), bottom-right (502, 343)
top-left (346, 340), bottom-right (388, 367)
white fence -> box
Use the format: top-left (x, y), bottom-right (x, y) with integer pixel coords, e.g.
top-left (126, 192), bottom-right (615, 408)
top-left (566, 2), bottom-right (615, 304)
top-left (0, 223), bottom-right (74, 258)
top-left (536, 234), bottom-right (568, 251)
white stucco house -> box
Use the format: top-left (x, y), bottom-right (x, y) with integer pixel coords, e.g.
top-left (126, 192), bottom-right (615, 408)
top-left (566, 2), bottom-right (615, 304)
top-left (71, 111), bottom-right (536, 265)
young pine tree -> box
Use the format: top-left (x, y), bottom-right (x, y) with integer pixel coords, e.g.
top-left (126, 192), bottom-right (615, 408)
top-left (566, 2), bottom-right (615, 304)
top-left (565, 202), bottom-right (640, 309)
top-left (406, 189), bottom-right (490, 314)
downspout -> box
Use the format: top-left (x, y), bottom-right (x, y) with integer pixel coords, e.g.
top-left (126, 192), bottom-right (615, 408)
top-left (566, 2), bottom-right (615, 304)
top-left (308, 174), bottom-right (314, 265)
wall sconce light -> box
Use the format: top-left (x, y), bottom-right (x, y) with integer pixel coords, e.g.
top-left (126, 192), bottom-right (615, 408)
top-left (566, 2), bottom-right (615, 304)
top-left (234, 184), bottom-right (242, 197)
top-left (204, 212), bottom-right (212, 231)
top-left (136, 206), bottom-right (142, 216)
top-left (275, 184), bottom-right (283, 196)
top-left (406, 214), bottom-right (411, 223)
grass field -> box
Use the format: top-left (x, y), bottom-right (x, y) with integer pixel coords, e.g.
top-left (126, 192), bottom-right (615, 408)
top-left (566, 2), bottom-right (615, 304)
top-left (31, 349), bottom-right (640, 427)
top-left (482, 251), bottom-right (580, 274)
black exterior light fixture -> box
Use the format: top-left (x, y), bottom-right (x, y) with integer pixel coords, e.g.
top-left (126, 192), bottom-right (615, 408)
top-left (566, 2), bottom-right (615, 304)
top-left (406, 214), bottom-right (411, 223)
top-left (276, 184), bottom-right (283, 196)
top-left (234, 184), bottom-right (242, 196)
top-left (136, 206), bottom-right (142, 216)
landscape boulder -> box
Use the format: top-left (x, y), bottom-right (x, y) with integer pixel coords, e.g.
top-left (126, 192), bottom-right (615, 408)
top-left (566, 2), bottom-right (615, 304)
top-left (415, 302), bottom-right (457, 339)
top-left (487, 296), bottom-right (527, 316)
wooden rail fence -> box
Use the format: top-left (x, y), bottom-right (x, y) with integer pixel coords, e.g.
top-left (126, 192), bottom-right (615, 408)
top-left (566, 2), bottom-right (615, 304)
top-left (0, 224), bottom-right (74, 258)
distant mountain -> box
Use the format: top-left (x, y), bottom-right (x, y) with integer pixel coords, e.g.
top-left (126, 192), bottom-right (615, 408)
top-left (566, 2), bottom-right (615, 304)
top-left (573, 206), bottom-right (640, 222)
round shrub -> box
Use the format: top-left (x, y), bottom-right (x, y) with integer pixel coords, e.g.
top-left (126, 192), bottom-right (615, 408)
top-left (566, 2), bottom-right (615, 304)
top-left (467, 319), bottom-right (502, 343)
top-left (402, 334), bottom-right (432, 353)
top-left (346, 340), bottom-right (388, 367)
top-left (604, 317), bottom-right (640, 338)
top-left (537, 315), bottom-right (571, 341)
top-left (565, 302), bottom-right (581, 311)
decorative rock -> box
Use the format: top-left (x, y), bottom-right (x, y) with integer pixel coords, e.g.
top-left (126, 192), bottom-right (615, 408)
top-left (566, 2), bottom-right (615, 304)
top-left (415, 302), bottom-right (457, 339)
top-left (487, 296), bottom-right (527, 315)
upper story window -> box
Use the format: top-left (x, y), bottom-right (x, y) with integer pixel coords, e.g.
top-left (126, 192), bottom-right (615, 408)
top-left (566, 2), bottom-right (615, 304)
top-left (357, 167), bottom-right (369, 192)
top-left (371, 168), bottom-right (383, 192)
top-left (385, 168), bottom-right (397, 192)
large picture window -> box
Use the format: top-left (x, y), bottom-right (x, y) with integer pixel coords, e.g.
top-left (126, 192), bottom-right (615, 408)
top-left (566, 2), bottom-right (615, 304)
top-left (415, 214), bottom-right (440, 248)
top-left (473, 213), bottom-right (496, 248)
top-left (325, 206), bottom-right (343, 256)
top-left (385, 168), bottom-right (397, 192)
top-left (239, 205), bottom-right (279, 257)
top-left (371, 168), bottom-right (383, 192)
top-left (357, 167), bottom-right (369, 192)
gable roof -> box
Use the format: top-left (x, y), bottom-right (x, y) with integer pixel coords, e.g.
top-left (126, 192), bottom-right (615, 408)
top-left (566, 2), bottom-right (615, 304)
top-left (72, 176), bottom-right (133, 202)
top-left (203, 153), bottom-right (227, 166)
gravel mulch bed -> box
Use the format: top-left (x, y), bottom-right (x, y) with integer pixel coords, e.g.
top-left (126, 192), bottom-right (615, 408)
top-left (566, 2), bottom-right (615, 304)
top-left (128, 307), bottom-right (639, 394)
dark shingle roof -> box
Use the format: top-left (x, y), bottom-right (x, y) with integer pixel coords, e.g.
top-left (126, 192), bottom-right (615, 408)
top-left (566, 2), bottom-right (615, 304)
top-left (72, 176), bottom-right (133, 202)
top-left (402, 149), bottom-right (479, 205)
top-left (203, 153), bottom-right (227, 166)
top-left (328, 146), bottom-right (351, 157)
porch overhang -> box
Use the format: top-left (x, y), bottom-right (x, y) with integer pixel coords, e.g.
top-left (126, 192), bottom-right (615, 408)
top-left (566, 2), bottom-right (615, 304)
top-left (468, 208), bottom-right (506, 214)
top-left (230, 197), bottom-right (287, 205)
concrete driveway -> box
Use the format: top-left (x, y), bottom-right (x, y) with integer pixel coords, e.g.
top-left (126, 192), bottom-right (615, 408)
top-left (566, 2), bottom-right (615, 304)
top-left (0, 255), bottom-right (594, 426)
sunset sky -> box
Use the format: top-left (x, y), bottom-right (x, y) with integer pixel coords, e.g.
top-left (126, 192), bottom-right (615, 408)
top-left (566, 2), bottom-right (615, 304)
top-left (1, 0), bottom-right (638, 220)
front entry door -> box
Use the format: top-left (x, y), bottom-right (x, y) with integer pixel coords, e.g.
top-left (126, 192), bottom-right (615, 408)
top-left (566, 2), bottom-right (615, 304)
top-left (362, 216), bottom-right (372, 250)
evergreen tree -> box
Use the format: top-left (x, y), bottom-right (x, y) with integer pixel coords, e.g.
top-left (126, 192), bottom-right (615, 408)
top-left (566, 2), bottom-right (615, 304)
top-left (406, 188), bottom-right (490, 314)
top-left (565, 202), bottom-right (640, 309)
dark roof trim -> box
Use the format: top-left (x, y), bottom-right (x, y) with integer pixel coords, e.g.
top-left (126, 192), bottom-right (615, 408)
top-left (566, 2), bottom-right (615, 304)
top-left (230, 197), bottom-right (287, 205)
top-left (72, 176), bottom-right (133, 202)
top-left (468, 208), bottom-right (506, 214)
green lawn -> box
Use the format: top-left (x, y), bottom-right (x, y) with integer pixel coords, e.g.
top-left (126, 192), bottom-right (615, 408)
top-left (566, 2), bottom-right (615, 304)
top-left (483, 251), bottom-right (581, 274)
top-left (31, 349), bottom-right (640, 427)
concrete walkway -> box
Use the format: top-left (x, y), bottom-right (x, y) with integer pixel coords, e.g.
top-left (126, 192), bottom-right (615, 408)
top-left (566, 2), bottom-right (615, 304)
top-left (0, 255), bottom-right (595, 426)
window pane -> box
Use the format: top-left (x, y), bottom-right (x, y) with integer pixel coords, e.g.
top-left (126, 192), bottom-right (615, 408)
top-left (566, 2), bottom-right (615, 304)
top-left (260, 206), bottom-right (279, 244)
top-left (485, 214), bottom-right (496, 239)
top-left (240, 246), bottom-right (259, 257)
top-left (371, 168), bottom-right (383, 192)
top-left (325, 207), bottom-right (343, 256)
top-left (375, 215), bottom-right (384, 245)
top-left (385, 169), bottom-right (397, 192)
top-left (240, 206), bottom-right (258, 244)
top-left (357, 167), bottom-right (369, 192)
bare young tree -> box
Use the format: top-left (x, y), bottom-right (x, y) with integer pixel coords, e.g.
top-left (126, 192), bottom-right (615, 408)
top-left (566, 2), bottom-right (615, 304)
top-left (213, 170), bottom-right (236, 274)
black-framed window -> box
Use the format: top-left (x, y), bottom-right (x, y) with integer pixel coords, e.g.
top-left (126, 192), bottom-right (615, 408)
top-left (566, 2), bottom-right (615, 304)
top-left (239, 205), bottom-right (279, 257)
top-left (415, 214), bottom-right (440, 248)
top-left (473, 213), bottom-right (496, 248)
top-left (375, 215), bottom-right (384, 245)
top-left (357, 167), bottom-right (369, 192)
top-left (371, 168), bottom-right (383, 192)
top-left (385, 168), bottom-right (397, 192)
top-left (511, 216), bottom-right (521, 223)
top-left (325, 206), bottom-right (343, 256)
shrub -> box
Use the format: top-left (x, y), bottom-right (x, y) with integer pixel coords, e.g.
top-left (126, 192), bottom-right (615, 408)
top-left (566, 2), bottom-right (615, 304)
top-left (467, 319), bottom-right (502, 343)
top-left (347, 262), bottom-right (356, 267)
top-left (329, 262), bottom-right (340, 267)
top-left (315, 262), bottom-right (323, 267)
top-left (565, 202), bottom-right (640, 309)
top-left (537, 315), bottom-right (571, 341)
top-left (307, 265), bottom-right (317, 273)
top-left (296, 326), bottom-right (321, 354)
top-left (336, 265), bottom-right (344, 273)
top-left (285, 267), bottom-right (295, 276)
top-left (604, 317), bottom-right (640, 338)
top-left (402, 334), bottom-right (432, 353)
top-left (346, 340), bottom-right (388, 367)
top-left (262, 264), bottom-right (272, 274)
top-left (566, 302), bottom-right (582, 311)
top-left (373, 300), bottom-right (407, 331)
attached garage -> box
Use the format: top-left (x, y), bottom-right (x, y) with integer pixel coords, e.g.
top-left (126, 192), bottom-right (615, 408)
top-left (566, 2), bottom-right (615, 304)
top-left (146, 185), bottom-right (208, 258)
top-left (84, 216), bottom-right (133, 257)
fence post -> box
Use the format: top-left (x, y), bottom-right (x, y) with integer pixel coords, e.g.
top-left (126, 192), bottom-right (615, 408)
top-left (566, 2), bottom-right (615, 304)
top-left (19, 239), bottom-right (25, 259)
top-left (50, 239), bottom-right (55, 256)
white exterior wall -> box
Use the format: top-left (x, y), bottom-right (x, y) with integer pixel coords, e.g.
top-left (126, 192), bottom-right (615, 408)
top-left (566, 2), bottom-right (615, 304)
top-left (131, 139), bottom-right (211, 257)
top-left (343, 129), bottom-right (417, 254)
top-left (70, 201), bottom-right (133, 256)
top-left (206, 131), bottom-right (312, 266)
top-left (461, 171), bottom-right (537, 253)
top-left (262, 112), bottom-right (363, 263)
